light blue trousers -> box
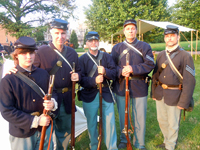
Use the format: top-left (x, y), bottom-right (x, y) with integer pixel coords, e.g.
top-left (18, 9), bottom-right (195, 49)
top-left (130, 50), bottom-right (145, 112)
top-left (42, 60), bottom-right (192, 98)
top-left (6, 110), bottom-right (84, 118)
top-left (156, 98), bottom-right (181, 150)
top-left (54, 100), bottom-right (71, 150)
top-left (115, 94), bottom-right (147, 149)
top-left (83, 92), bottom-right (118, 150)
top-left (9, 125), bottom-right (53, 150)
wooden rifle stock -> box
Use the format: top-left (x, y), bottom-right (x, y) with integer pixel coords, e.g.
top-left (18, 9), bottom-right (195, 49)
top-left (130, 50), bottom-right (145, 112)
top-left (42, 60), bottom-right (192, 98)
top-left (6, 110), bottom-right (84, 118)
top-left (71, 62), bottom-right (76, 150)
top-left (97, 59), bottom-right (102, 150)
top-left (39, 75), bottom-right (55, 150)
top-left (122, 53), bottom-right (133, 150)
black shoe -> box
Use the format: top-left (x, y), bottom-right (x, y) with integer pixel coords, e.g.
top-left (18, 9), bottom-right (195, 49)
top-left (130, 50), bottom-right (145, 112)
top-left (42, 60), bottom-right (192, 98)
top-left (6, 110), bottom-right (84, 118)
top-left (156, 143), bottom-right (165, 148)
top-left (118, 142), bottom-right (127, 149)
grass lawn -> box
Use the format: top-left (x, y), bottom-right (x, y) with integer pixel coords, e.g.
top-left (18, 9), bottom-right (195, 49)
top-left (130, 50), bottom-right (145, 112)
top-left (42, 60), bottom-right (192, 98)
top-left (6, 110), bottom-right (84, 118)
top-left (75, 40), bottom-right (200, 52)
top-left (150, 40), bottom-right (200, 51)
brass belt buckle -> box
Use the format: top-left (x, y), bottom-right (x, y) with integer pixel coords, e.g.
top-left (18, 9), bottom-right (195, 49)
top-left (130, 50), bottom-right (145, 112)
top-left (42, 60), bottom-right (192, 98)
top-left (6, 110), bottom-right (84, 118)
top-left (62, 87), bottom-right (68, 93)
top-left (31, 112), bottom-right (40, 116)
top-left (97, 84), bottom-right (104, 89)
top-left (162, 84), bottom-right (168, 89)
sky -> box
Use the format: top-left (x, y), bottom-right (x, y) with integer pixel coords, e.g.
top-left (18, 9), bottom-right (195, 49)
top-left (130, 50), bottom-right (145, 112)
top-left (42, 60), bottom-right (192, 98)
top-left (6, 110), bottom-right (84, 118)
top-left (68, 0), bottom-right (176, 30)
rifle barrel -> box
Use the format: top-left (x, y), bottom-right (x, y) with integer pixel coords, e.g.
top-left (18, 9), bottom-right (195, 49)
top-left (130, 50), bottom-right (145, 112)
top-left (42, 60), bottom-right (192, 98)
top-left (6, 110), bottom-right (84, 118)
top-left (97, 59), bottom-right (102, 150)
top-left (39, 75), bottom-right (55, 150)
top-left (124, 53), bottom-right (133, 150)
top-left (71, 62), bottom-right (76, 150)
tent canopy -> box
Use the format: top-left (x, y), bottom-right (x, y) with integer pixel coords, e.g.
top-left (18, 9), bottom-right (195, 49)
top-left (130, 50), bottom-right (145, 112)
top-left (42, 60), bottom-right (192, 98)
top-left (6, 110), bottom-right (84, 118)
top-left (112, 19), bottom-right (196, 36)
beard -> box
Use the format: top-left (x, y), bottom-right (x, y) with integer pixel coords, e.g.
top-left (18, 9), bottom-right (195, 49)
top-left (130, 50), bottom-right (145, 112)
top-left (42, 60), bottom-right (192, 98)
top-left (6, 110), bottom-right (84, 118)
top-left (166, 40), bottom-right (178, 47)
top-left (90, 45), bottom-right (98, 51)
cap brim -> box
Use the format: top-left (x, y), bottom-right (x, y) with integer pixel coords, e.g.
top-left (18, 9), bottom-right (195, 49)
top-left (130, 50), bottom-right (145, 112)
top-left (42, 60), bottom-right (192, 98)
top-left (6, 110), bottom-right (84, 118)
top-left (87, 37), bottom-right (99, 40)
top-left (14, 46), bottom-right (38, 50)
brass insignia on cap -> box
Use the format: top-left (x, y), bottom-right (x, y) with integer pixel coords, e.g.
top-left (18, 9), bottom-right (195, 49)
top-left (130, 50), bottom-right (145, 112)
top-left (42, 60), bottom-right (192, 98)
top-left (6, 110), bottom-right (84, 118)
top-left (57, 61), bottom-right (62, 67)
top-left (123, 49), bottom-right (128, 54)
top-left (161, 63), bottom-right (166, 69)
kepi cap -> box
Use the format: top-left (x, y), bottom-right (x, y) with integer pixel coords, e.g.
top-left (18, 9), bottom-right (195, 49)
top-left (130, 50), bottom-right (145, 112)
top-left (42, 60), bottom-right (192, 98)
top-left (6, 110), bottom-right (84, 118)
top-left (86, 31), bottom-right (100, 41)
top-left (123, 19), bottom-right (137, 28)
top-left (164, 25), bottom-right (179, 35)
top-left (50, 19), bottom-right (68, 30)
top-left (14, 36), bottom-right (38, 50)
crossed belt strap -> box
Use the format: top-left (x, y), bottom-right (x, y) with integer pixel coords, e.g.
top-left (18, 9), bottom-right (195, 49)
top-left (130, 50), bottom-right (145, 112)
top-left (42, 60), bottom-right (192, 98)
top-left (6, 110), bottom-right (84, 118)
top-left (157, 80), bottom-right (182, 90)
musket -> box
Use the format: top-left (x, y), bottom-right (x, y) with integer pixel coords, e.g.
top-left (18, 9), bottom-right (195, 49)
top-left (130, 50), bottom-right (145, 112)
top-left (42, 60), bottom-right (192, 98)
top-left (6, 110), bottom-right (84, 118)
top-left (39, 75), bottom-right (55, 150)
top-left (71, 62), bottom-right (76, 150)
top-left (122, 53), bottom-right (133, 150)
top-left (97, 59), bottom-right (102, 150)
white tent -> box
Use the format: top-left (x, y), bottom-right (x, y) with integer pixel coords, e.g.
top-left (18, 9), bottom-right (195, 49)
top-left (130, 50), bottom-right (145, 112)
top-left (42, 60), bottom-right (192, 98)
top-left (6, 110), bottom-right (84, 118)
top-left (112, 19), bottom-right (196, 35)
top-left (0, 58), bottom-right (89, 150)
top-left (111, 19), bottom-right (198, 59)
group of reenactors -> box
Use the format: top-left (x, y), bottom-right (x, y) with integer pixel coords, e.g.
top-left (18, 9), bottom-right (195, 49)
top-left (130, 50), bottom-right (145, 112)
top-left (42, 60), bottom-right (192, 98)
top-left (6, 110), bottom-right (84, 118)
top-left (0, 18), bottom-right (195, 150)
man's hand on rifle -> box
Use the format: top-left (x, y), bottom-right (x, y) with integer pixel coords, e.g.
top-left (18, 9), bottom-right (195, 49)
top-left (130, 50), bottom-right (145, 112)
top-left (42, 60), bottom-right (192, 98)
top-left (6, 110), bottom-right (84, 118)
top-left (177, 106), bottom-right (184, 110)
top-left (122, 65), bottom-right (133, 77)
top-left (43, 98), bottom-right (56, 111)
top-left (96, 65), bottom-right (105, 84)
top-left (38, 114), bottom-right (51, 126)
top-left (70, 72), bottom-right (79, 81)
top-left (98, 66), bottom-right (106, 75)
top-left (96, 75), bottom-right (103, 84)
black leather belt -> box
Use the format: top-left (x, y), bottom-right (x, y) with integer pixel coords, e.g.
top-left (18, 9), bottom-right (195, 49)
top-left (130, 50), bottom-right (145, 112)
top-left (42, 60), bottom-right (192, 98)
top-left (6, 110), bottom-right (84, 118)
top-left (156, 81), bottom-right (182, 90)
top-left (57, 87), bottom-right (72, 93)
top-left (84, 84), bottom-right (108, 91)
top-left (97, 83), bottom-right (108, 89)
top-left (125, 76), bottom-right (146, 80)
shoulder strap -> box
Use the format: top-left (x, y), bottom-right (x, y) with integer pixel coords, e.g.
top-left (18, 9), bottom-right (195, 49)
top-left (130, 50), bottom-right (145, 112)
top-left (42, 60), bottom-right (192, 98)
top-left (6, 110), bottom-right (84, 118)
top-left (49, 47), bottom-right (67, 75)
top-left (13, 72), bottom-right (45, 98)
top-left (118, 40), bottom-right (141, 64)
top-left (123, 40), bottom-right (142, 57)
top-left (118, 48), bottom-right (131, 63)
top-left (165, 50), bottom-right (183, 83)
top-left (48, 45), bottom-right (73, 71)
top-left (87, 51), bottom-right (103, 77)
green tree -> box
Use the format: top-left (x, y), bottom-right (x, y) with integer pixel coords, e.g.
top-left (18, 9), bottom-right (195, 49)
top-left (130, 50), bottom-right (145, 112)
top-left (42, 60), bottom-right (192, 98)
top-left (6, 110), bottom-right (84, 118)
top-left (0, 0), bottom-right (76, 39)
top-left (83, 30), bottom-right (88, 46)
top-left (70, 30), bottom-right (79, 49)
top-left (32, 25), bottom-right (48, 41)
top-left (85, 0), bottom-right (170, 42)
top-left (171, 0), bottom-right (200, 41)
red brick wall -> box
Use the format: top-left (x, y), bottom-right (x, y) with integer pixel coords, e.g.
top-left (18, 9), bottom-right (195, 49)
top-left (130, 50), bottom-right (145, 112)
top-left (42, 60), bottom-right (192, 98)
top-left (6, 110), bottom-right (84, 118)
top-left (0, 26), bottom-right (17, 45)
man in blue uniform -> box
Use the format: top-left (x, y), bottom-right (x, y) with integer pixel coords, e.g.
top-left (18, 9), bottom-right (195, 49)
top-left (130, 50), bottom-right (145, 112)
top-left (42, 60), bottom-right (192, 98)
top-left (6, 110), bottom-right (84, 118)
top-left (151, 25), bottom-right (195, 150)
top-left (111, 19), bottom-right (155, 150)
top-left (79, 31), bottom-right (118, 150)
top-left (33, 19), bottom-right (81, 150)
top-left (0, 36), bottom-right (57, 150)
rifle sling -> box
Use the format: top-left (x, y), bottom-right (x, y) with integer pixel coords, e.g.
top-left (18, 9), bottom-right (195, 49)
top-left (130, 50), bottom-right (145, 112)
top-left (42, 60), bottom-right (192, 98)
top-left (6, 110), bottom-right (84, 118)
top-left (163, 50), bottom-right (179, 67)
top-left (118, 40), bottom-right (140, 63)
top-left (13, 71), bottom-right (45, 98)
top-left (165, 50), bottom-right (183, 84)
top-left (49, 46), bottom-right (68, 75)
top-left (87, 51), bottom-right (103, 77)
